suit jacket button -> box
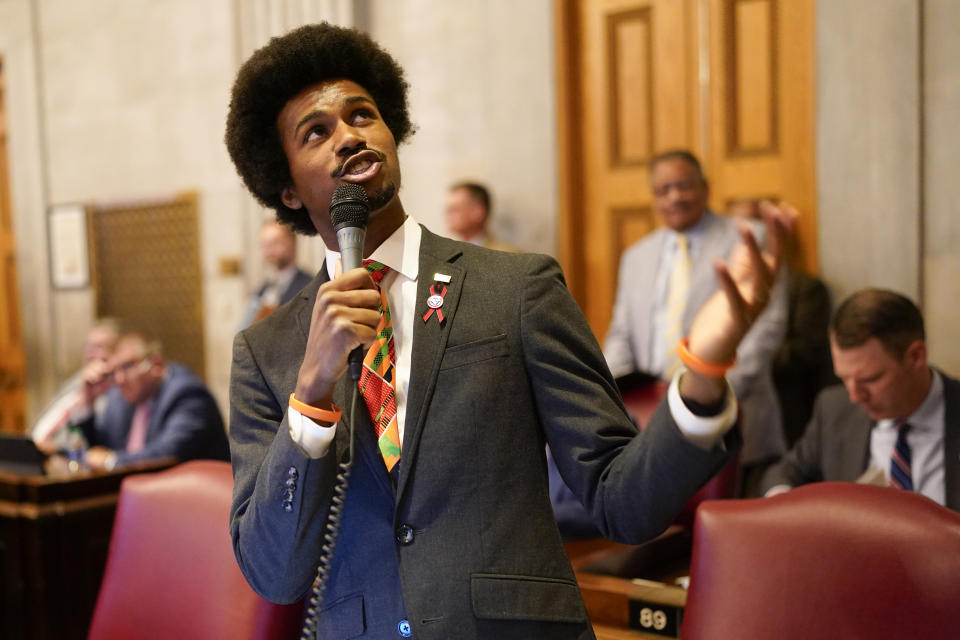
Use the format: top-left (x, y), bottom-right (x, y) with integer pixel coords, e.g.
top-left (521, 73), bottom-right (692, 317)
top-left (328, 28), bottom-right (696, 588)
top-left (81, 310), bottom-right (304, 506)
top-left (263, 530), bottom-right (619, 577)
top-left (397, 619), bottom-right (412, 637)
top-left (287, 466), bottom-right (299, 479)
top-left (396, 524), bottom-right (415, 545)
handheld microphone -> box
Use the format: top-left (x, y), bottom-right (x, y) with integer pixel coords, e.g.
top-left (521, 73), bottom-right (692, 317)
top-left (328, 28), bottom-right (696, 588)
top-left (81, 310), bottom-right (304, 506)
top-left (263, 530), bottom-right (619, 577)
top-left (330, 183), bottom-right (371, 382)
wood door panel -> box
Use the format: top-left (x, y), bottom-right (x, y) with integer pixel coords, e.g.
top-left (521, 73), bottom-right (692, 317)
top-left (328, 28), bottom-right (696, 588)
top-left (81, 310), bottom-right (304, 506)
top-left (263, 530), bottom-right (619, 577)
top-left (571, 0), bottom-right (699, 339)
top-left (0, 60), bottom-right (27, 435)
top-left (558, 0), bottom-right (814, 342)
top-left (707, 0), bottom-right (816, 269)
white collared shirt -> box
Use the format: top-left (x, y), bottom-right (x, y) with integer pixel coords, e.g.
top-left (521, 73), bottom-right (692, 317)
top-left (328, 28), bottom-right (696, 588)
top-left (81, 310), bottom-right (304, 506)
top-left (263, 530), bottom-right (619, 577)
top-left (289, 216), bottom-right (734, 457)
top-left (288, 216), bottom-right (421, 454)
top-left (869, 369), bottom-right (946, 506)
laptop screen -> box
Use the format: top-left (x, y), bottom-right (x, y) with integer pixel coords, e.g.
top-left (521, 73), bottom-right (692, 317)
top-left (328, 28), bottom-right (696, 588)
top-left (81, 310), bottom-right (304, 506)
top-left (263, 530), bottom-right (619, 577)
top-left (0, 434), bottom-right (46, 476)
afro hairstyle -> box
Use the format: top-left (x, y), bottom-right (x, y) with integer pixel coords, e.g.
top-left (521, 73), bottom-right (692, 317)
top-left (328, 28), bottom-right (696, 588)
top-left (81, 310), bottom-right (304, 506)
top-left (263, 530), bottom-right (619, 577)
top-left (225, 22), bottom-right (414, 235)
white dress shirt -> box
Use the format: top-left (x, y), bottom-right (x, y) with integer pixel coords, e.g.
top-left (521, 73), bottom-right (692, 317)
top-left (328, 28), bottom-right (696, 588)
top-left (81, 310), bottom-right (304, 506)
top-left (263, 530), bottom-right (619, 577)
top-left (869, 369), bottom-right (946, 506)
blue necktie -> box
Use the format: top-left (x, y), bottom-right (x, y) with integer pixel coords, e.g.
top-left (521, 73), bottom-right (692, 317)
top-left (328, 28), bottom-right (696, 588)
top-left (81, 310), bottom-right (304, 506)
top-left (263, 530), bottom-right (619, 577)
top-left (889, 421), bottom-right (913, 491)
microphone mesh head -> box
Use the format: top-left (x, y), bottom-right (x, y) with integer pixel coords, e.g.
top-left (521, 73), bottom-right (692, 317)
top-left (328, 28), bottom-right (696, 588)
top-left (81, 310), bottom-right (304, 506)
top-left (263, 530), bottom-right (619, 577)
top-left (330, 183), bottom-right (370, 229)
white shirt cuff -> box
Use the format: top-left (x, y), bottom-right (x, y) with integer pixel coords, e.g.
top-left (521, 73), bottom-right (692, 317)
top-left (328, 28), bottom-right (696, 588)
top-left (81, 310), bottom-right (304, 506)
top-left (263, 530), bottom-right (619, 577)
top-left (287, 405), bottom-right (337, 458)
top-left (666, 368), bottom-right (739, 450)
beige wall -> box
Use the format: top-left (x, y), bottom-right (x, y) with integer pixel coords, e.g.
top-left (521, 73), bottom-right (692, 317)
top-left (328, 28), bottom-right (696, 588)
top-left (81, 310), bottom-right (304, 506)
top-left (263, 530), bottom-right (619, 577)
top-left (3, 0), bottom-right (243, 417)
top-left (365, 0), bottom-right (558, 253)
top-left (818, 0), bottom-right (960, 376)
top-left (5, 0), bottom-right (959, 425)
top-left (2, 0), bottom-right (557, 423)
top-left (923, 0), bottom-right (960, 377)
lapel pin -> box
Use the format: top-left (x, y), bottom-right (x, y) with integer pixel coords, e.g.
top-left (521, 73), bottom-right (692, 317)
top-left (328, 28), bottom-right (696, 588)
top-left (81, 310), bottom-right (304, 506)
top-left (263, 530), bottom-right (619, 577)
top-left (422, 282), bottom-right (448, 324)
top-left (433, 272), bottom-right (452, 283)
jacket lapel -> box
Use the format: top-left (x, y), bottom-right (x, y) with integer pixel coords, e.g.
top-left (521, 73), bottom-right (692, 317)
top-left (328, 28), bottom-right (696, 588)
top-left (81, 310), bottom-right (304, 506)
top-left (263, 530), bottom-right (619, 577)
top-left (941, 371), bottom-right (960, 510)
top-left (395, 229), bottom-right (465, 501)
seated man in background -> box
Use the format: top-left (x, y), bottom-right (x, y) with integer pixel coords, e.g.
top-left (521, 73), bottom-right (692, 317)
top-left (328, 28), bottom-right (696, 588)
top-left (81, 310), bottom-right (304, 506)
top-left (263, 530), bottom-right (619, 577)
top-left (76, 331), bottom-right (229, 471)
top-left (761, 288), bottom-right (959, 511)
top-left (238, 219), bottom-right (313, 329)
top-left (444, 180), bottom-right (519, 251)
top-left (31, 317), bottom-right (123, 454)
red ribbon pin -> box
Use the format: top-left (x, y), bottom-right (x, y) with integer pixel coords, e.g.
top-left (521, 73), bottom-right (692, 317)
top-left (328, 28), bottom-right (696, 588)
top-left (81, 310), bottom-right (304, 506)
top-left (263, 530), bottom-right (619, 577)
top-left (422, 284), bottom-right (447, 323)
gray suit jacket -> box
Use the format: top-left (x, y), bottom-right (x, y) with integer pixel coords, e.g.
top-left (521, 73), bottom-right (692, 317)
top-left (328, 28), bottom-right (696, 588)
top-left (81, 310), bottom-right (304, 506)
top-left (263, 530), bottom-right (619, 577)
top-left (604, 211), bottom-right (788, 465)
top-left (238, 267), bottom-right (313, 330)
top-left (760, 370), bottom-right (960, 511)
top-left (229, 227), bottom-right (737, 640)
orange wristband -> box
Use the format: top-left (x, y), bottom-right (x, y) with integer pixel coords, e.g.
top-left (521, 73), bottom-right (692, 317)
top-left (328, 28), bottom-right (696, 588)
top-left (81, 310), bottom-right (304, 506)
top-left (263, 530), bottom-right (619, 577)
top-left (677, 338), bottom-right (736, 378)
top-left (288, 393), bottom-right (342, 423)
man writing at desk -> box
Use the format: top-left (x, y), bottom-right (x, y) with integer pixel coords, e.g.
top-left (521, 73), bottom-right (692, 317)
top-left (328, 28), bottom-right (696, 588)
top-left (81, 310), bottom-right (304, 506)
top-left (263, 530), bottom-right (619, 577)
top-left (761, 288), bottom-right (959, 509)
top-left (225, 23), bottom-right (795, 639)
top-left (75, 331), bottom-right (229, 471)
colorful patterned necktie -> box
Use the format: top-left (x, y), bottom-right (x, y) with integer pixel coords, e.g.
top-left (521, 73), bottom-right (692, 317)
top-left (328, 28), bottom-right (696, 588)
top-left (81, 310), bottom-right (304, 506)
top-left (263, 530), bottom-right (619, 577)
top-left (889, 420), bottom-right (913, 491)
top-left (663, 233), bottom-right (691, 378)
top-left (358, 260), bottom-right (401, 472)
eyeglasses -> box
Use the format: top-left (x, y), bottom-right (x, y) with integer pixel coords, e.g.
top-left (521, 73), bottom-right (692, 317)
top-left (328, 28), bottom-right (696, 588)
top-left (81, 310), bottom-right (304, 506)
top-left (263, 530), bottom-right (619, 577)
top-left (114, 356), bottom-right (152, 376)
top-left (652, 178), bottom-right (702, 198)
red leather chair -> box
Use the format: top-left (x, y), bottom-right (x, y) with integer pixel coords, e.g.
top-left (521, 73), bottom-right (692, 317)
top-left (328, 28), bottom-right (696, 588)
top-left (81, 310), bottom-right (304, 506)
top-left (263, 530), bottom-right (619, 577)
top-left (88, 460), bottom-right (303, 640)
top-left (682, 482), bottom-right (960, 639)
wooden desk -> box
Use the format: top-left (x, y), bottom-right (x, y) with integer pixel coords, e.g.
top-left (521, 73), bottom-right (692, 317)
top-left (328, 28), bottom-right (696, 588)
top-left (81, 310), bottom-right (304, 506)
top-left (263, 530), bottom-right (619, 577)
top-left (0, 458), bottom-right (176, 640)
top-left (567, 528), bottom-right (691, 639)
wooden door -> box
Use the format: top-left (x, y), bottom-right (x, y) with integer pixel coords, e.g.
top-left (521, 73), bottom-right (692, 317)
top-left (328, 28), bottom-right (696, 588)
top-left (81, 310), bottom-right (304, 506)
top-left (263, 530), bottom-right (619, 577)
top-left (0, 59), bottom-right (27, 434)
top-left (556, 0), bottom-right (815, 340)
top-left (704, 0), bottom-right (816, 271)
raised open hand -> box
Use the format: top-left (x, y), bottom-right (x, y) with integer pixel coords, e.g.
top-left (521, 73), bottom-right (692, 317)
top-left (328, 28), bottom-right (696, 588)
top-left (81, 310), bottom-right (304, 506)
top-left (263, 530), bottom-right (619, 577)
top-left (680, 201), bottom-right (797, 402)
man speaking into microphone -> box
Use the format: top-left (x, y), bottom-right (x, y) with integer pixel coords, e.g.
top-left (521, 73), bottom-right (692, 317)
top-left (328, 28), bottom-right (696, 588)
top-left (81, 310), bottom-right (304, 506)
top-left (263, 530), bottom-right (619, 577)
top-left (225, 23), bottom-right (794, 640)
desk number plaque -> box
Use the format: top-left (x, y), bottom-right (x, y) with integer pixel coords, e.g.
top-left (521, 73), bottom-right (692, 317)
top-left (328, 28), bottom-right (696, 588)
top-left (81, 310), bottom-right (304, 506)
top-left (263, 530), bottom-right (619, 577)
top-left (628, 598), bottom-right (682, 638)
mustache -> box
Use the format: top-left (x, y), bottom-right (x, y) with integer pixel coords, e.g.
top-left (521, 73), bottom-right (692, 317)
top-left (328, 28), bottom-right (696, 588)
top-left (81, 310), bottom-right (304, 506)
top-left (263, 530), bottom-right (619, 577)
top-left (331, 148), bottom-right (387, 178)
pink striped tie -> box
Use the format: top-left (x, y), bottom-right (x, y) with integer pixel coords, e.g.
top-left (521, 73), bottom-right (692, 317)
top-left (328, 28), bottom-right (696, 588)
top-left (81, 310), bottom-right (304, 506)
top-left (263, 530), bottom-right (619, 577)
top-left (126, 404), bottom-right (150, 453)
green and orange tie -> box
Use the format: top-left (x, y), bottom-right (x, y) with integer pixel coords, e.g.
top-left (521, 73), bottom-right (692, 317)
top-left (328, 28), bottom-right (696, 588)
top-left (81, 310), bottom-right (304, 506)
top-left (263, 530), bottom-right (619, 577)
top-left (358, 260), bottom-right (401, 472)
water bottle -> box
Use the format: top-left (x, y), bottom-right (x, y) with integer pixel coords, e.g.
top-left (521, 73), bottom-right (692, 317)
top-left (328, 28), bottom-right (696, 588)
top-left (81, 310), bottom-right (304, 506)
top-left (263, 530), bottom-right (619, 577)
top-left (66, 426), bottom-right (89, 473)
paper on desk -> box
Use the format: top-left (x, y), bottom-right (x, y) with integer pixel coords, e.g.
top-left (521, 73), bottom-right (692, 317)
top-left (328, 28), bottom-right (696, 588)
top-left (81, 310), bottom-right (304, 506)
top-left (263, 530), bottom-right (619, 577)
top-left (856, 463), bottom-right (890, 487)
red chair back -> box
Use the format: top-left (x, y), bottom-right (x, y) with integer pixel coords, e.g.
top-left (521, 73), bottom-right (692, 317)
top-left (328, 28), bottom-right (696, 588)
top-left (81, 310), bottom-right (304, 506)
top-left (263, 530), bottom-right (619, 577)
top-left (88, 460), bottom-right (303, 640)
top-left (682, 482), bottom-right (960, 639)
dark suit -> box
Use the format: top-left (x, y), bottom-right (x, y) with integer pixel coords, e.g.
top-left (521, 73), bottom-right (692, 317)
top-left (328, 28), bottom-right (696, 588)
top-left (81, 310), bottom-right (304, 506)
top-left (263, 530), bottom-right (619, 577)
top-left (238, 268), bottom-right (313, 329)
top-left (772, 268), bottom-right (835, 446)
top-left (80, 363), bottom-right (229, 466)
top-left (271, 268), bottom-right (313, 306)
top-left (229, 228), bottom-right (737, 640)
top-left (761, 370), bottom-right (960, 511)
